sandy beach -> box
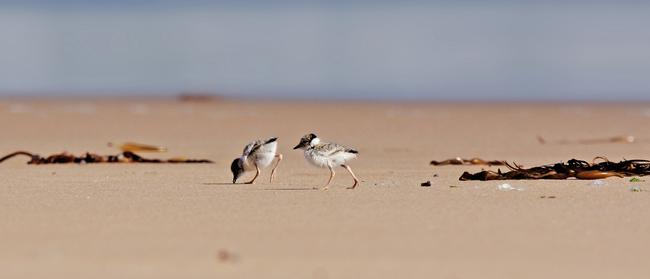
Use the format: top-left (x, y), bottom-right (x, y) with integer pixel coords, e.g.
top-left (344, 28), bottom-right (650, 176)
top-left (1, 99), bottom-right (650, 278)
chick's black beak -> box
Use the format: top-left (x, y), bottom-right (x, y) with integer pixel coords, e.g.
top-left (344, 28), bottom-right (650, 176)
top-left (232, 171), bottom-right (242, 184)
top-left (293, 143), bottom-right (302, 150)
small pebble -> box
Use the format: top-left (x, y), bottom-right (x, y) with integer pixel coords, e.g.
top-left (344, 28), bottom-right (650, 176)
top-left (630, 186), bottom-right (643, 192)
top-left (217, 249), bottom-right (238, 263)
top-left (588, 180), bottom-right (606, 187)
top-left (497, 183), bottom-right (525, 191)
top-left (421, 181), bottom-right (432, 187)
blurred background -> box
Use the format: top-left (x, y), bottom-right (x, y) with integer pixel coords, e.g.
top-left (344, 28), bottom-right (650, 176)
top-left (1, 0), bottom-right (649, 101)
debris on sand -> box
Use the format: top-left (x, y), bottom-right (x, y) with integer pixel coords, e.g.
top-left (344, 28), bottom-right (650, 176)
top-left (178, 92), bottom-right (222, 103)
top-left (630, 177), bottom-right (645, 183)
top-left (459, 158), bottom-right (650, 181)
top-left (630, 186), bottom-right (645, 192)
top-left (421, 181), bottom-right (432, 187)
top-left (430, 157), bottom-right (505, 166)
top-left (588, 180), bottom-right (607, 187)
top-left (496, 183), bottom-right (525, 191)
top-left (0, 151), bottom-right (213, 165)
top-left (108, 142), bottom-right (168, 153)
top-left (537, 135), bottom-right (635, 145)
top-left (216, 249), bottom-right (239, 263)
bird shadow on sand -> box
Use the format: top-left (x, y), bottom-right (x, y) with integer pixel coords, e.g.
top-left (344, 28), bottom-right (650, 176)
top-left (202, 182), bottom-right (238, 186)
top-left (201, 183), bottom-right (316, 191)
top-left (262, 188), bottom-right (317, 191)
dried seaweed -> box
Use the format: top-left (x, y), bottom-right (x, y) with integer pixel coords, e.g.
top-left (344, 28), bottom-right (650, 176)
top-left (430, 157), bottom-right (506, 166)
top-left (178, 93), bottom-right (222, 103)
top-left (0, 151), bottom-right (213, 165)
top-left (108, 142), bottom-right (168, 153)
top-left (537, 135), bottom-right (636, 144)
top-left (459, 158), bottom-right (650, 181)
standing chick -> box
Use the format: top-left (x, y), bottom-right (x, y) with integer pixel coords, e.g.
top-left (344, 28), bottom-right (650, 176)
top-left (293, 133), bottom-right (360, 190)
top-left (231, 137), bottom-right (283, 184)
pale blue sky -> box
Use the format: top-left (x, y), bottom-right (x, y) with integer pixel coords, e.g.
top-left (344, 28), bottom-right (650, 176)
top-left (1, 1), bottom-right (649, 100)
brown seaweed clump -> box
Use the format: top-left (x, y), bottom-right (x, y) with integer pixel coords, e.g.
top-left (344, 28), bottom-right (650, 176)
top-left (430, 157), bottom-right (506, 166)
top-left (0, 151), bottom-right (213, 165)
top-left (108, 142), bottom-right (168, 153)
top-left (537, 135), bottom-right (635, 145)
top-left (459, 158), bottom-right (650, 181)
top-left (177, 92), bottom-right (222, 103)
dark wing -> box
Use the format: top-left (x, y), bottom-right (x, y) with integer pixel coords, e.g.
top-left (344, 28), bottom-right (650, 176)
top-left (242, 140), bottom-right (263, 157)
top-left (345, 148), bottom-right (359, 154)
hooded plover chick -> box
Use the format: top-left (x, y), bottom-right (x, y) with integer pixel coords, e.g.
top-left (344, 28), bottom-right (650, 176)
top-left (293, 133), bottom-right (360, 190)
top-left (231, 137), bottom-right (283, 184)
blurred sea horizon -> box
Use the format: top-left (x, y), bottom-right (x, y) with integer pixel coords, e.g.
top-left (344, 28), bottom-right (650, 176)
top-left (1, 1), bottom-right (649, 101)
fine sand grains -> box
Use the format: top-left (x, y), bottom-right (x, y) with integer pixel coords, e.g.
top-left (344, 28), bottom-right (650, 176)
top-left (1, 100), bottom-right (650, 279)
